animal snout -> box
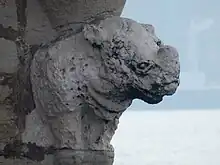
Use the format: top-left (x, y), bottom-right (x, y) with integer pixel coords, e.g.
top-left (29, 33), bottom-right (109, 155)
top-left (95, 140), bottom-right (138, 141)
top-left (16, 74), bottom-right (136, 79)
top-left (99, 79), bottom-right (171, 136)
top-left (156, 45), bottom-right (180, 76)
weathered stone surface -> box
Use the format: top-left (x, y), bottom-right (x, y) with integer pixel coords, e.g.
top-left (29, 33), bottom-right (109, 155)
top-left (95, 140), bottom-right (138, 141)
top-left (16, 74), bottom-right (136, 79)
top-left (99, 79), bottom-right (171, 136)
top-left (53, 150), bottom-right (114, 165)
top-left (38, 0), bottom-right (126, 31)
top-left (0, 104), bottom-right (17, 143)
top-left (0, 0), bottom-right (17, 29)
top-left (26, 0), bottom-right (56, 45)
top-left (0, 39), bottom-right (18, 73)
top-left (0, 155), bottom-right (53, 165)
top-left (0, 74), bottom-right (18, 145)
top-left (25, 16), bottom-right (180, 164)
top-left (0, 0), bottom-right (180, 164)
top-left (0, 0), bottom-right (56, 45)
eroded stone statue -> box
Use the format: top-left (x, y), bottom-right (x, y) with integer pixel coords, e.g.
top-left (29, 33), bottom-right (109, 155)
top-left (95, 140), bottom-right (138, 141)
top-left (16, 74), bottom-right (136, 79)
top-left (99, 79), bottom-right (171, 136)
top-left (22, 16), bottom-right (180, 165)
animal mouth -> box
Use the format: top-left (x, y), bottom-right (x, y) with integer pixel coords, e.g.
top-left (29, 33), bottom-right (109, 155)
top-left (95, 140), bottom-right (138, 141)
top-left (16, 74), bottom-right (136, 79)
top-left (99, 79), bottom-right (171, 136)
top-left (129, 80), bottom-right (179, 104)
top-left (129, 88), bottom-right (163, 104)
top-left (139, 93), bottom-right (163, 104)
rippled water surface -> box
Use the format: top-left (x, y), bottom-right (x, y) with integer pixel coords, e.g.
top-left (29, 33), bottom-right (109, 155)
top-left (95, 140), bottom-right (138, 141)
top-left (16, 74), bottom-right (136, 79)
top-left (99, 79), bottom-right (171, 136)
top-left (111, 110), bottom-right (220, 165)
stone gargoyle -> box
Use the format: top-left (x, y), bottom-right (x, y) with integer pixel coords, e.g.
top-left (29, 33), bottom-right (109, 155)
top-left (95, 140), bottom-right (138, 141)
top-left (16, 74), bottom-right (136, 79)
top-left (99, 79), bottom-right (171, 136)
top-left (22, 16), bottom-right (180, 165)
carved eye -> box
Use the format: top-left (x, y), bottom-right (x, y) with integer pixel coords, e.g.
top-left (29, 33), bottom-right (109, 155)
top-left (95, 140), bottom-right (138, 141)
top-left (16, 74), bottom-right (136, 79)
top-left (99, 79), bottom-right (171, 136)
top-left (137, 62), bottom-right (150, 70)
top-left (135, 60), bottom-right (155, 76)
top-left (127, 60), bottom-right (155, 76)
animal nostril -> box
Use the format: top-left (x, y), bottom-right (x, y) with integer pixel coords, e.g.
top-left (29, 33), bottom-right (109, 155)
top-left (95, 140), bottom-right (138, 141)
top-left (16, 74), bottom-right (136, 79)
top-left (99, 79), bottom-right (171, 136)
top-left (156, 40), bottom-right (162, 46)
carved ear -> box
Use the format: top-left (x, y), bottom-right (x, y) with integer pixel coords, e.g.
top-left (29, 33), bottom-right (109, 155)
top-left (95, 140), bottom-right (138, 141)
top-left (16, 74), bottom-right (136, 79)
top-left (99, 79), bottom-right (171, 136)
top-left (83, 24), bottom-right (108, 46)
top-left (141, 24), bottom-right (155, 34)
top-left (141, 24), bottom-right (163, 46)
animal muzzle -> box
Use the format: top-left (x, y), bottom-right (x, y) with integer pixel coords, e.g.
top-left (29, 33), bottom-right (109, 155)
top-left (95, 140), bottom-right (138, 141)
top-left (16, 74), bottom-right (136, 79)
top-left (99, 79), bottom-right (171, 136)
top-left (129, 77), bottom-right (180, 105)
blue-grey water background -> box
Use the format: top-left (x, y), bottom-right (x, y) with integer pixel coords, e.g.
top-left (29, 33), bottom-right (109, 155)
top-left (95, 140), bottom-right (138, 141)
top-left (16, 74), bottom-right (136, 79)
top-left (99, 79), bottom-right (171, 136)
top-left (111, 0), bottom-right (220, 164)
top-left (111, 110), bottom-right (220, 165)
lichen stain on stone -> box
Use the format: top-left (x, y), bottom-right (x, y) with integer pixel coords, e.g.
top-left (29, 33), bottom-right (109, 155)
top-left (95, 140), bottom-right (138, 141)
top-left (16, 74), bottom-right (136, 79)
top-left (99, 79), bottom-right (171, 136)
top-left (0, 0), bottom-right (7, 7)
top-left (0, 85), bottom-right (12, 102)
top-left (0, 73), bottom-right (15, 88)
top-left (0, 104), bottom-right (18, 143)
top-left (0, 74), bottom-right (18, 144)
top-left (3, 140), bottom-right (50, 161)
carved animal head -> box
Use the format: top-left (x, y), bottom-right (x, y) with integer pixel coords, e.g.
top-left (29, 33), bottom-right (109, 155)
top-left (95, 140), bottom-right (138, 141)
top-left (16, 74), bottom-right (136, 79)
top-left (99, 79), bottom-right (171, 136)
top-left (84, 17), bottom-right (180, 104)
top-left (28, 17), bottom-right (180, 152)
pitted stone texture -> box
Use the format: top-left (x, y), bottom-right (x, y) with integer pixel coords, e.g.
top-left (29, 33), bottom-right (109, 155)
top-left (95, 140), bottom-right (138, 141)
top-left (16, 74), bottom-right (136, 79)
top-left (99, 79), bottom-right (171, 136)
top-left (0, 104), bottom-right (18, 143)
top-left (83, 17), bottom-right (180, 103)
top-left (28, 17), bottom-right (180, 164)
top-left (0, 82), bottom-right (18, 144)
